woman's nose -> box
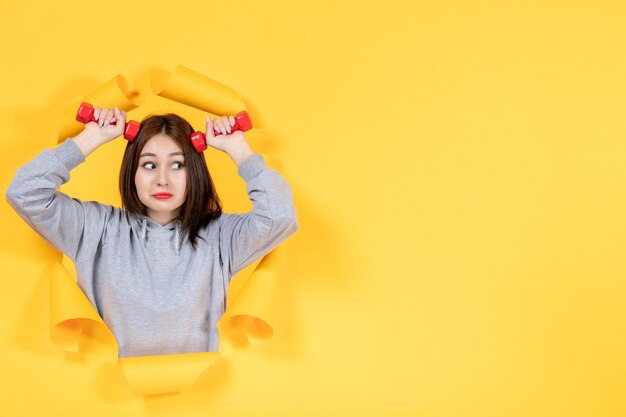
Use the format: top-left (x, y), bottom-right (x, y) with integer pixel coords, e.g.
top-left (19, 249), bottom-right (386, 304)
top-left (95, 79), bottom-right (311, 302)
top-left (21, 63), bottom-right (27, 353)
top-left (156, 168), bottom-right (169, 186)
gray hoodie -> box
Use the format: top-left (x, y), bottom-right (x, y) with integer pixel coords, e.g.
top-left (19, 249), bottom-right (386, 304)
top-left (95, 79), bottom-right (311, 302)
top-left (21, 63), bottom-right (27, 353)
top-left (6, 138), bottom-right (298, 357)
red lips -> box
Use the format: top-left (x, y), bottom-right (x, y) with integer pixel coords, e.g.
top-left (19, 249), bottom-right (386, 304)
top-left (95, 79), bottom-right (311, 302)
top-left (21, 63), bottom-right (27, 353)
top-left (152, 193), bottom-right (173, 200)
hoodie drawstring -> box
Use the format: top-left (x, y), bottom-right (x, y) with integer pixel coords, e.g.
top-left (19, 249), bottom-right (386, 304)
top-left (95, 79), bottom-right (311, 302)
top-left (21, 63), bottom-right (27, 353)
top-left (174, 222), bottom-right (182, 255)
top-left (137, 215), bottom-right (182, 256)
top-left (140, 217), bottom-right (148, 246)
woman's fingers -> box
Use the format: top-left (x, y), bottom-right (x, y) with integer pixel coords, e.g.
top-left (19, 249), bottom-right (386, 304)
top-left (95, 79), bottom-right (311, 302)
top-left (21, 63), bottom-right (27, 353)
top-left (94, 107), bottom-right (111, 127)
top-left (85, 105), bottom-right (128, 142)
top-left (113, 107), bottom-right (126, 124)
top-left (220, 116), bottom-right (230, 134)
top-left (212, 117), bottom-right (220, 134)
top-left (213, 117), bottom-right (225, 135)
top-left (205, 115), bottom-right (215, 138)
top-left (215, 116), bottom-right (233, 134)
top-left (207, 114), bottom-right (237, 137)
top-left (101, 109), bottom-right (109, 127)
top-left (118, 107), bottom-right (127, 121)
top-left (103, 108), bottom-right (114, 127)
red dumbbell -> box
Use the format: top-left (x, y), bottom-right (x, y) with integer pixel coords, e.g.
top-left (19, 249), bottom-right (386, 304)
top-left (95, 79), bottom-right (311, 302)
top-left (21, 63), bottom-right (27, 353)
top-left (76, 102), bottom-right (141, 142)
top-left (190, 111), bottom-right (253, 153)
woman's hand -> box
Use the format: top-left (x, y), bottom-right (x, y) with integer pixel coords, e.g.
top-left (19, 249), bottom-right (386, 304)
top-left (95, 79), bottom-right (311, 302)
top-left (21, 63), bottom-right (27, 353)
top-left (82, 106), bottom-right (127, 144)
top-left (73, 106), bottom-right (127, 158)
top-left (205, 115), bottom-right (254, 166)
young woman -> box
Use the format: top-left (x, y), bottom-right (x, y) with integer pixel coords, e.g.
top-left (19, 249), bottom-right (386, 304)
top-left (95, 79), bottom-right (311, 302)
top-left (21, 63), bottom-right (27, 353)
top-left (6, 106), bottom-right (298, 357)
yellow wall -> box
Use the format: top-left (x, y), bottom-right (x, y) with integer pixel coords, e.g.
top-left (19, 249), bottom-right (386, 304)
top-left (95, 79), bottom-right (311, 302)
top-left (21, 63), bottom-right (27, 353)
top-left (1, 0), bottom-right (626, 415)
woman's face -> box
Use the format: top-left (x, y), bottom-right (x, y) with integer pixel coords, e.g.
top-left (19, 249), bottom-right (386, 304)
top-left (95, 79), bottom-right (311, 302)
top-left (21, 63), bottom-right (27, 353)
top-left (135, 133), bottom-right (187, 225)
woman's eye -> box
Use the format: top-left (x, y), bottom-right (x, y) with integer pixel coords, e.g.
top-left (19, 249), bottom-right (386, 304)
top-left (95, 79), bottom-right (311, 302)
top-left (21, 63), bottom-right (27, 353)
top-left (140, 161), bottom-right (184, 170)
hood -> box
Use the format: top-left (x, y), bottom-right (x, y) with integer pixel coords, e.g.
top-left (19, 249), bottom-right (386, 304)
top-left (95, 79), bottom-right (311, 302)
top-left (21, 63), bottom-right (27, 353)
top-left (127, 212), bottom-right (185, 255)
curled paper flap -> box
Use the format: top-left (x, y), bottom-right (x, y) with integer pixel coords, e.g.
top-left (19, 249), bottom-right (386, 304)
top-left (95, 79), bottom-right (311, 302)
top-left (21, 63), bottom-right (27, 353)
top-left (219, 246), bottom-right (286, 346)
top-left (48, 66), bottom-right (284, 396)
top-left (151, 65), bottom-right (246, 116)
top-left (49, 261), bottom-right (117, 355)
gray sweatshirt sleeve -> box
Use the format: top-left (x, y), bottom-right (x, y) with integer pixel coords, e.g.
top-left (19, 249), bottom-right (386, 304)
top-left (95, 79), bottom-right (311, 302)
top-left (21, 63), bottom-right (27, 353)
top-left (5, 138), bottom-right (113, 264)
top-left (218, 154), bottom-right (299, 277)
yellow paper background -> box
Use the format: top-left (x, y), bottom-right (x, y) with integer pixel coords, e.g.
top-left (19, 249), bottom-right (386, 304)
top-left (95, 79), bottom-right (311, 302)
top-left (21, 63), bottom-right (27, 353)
top-left (1, 0), bottom-right (626, 416)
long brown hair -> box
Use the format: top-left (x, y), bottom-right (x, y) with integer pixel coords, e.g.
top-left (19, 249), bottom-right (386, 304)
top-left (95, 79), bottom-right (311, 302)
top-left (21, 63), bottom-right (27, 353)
top-left (119, 113), bottom-right (222, 248)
